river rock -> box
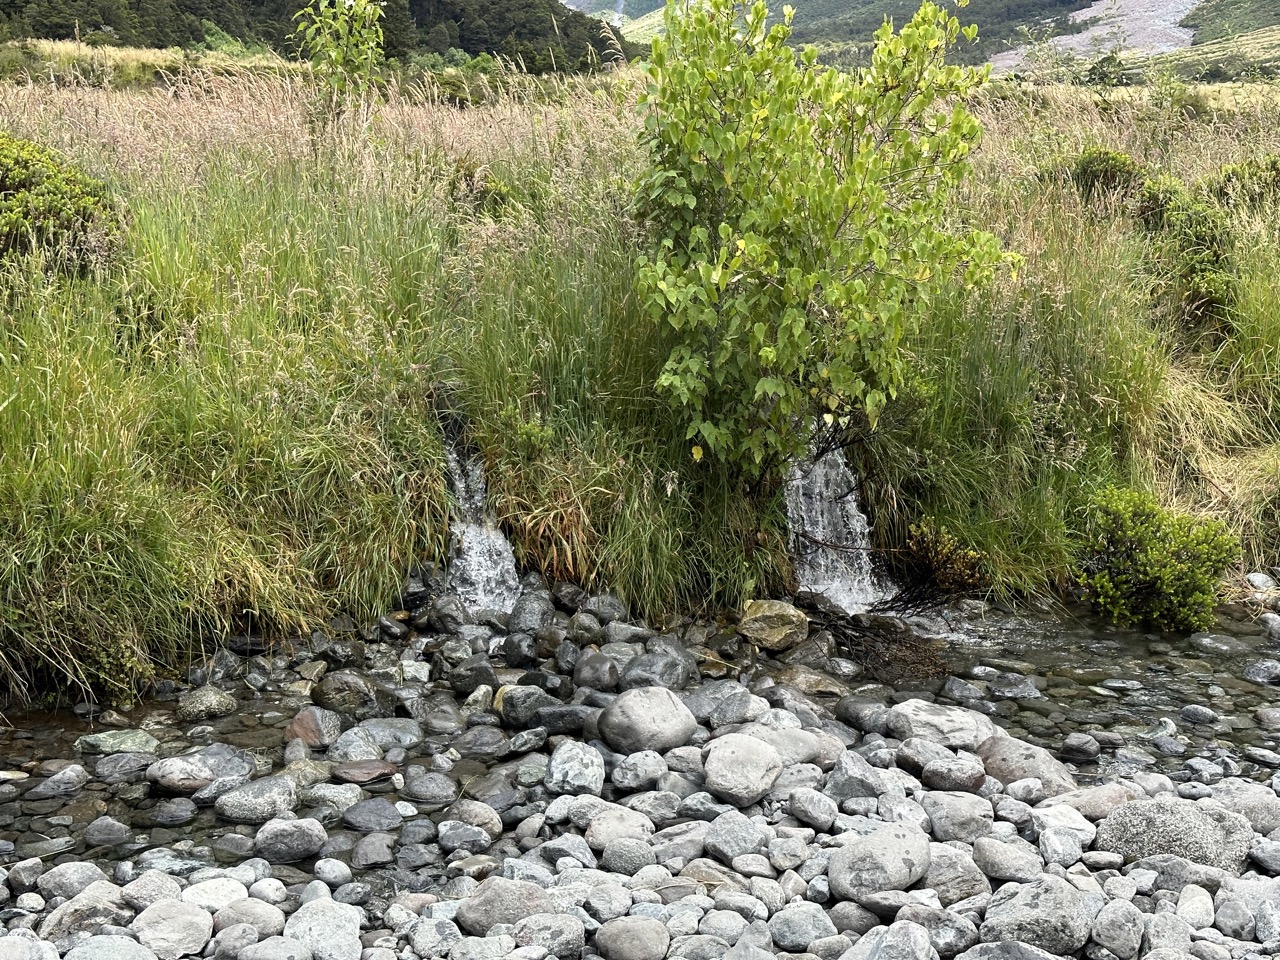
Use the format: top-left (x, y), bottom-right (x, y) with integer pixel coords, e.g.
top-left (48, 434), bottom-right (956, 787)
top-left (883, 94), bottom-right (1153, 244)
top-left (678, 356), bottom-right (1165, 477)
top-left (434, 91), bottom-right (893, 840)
top-left (545, 741), bottom-right (605, 796)
top-left (74, 730), bottom-right (160, 755)
top-left (285, 707), bottom-right (344, 749)
top-left (64, 936), bottom-right (157, 960)
top-left (737, 600), bottom-right (808, 651)
top-left (283, 899), bottom-right (363, 960)
top-left (37, 862), bottom-right (109, 900)
top-left (177, 686), bottom-right (238, 721)
top-left (133, 900), bottom-right (214, 960)
top-left (312, 670), bottom-right (396, 721)
top-left (512, 913), bottom-right (586, 959)
top-left (975, 736), bottom-right (1076, 797)
top-left (828, 822), bottom-right (931, 902)
top-left (455, 877), bottom-right (554, 936)
top-left (254, 818), bottom-right (327, 863)
top-left (147, 744), bottom-right (256, 793)
top-left (215, 900), bottom-right (287, 939)
top-left (1091, 899), bottom-right (1144, 959)
top-left (215, 776), bottom-right (299, 823)
top-left (979, 876), bottom-right (1093, 955)
top-left (702, 733), bottom-right (782, 806)
top-left (1094, 794), bottom-right (1253, 872)
top-left (886, 700), bottom-right (1000, 751)
top-left (598, 687), bottom-right (697, 755)
top-left (595, 916), bottom-right (670, 960)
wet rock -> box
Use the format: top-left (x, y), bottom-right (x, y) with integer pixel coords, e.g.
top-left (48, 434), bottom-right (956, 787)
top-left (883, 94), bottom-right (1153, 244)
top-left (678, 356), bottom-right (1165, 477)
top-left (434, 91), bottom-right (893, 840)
top-left (621, 653), bottom-right (693, 691)
top-left (342, 798), bottom-right (402, 832)
top-left (84, 816), bottom-right (132, 847)
top-left (312, 670), bottom-right (396, 721)
top-left (177, 686), bottom-right (238, 722)
top-left (215, 776), bottom-right (299, 823)
top-left (74, 730), bottom-right (160, 755)
top-left (1060, 732), bottom-right (1101, 762)
top-left (598, 687), bottom-right (697, 755)
top-left (737, 600), bottom-right (808, 651)
top-left (26, 763), bottom-right (89, 799)
top-left (1244, 660), bottom-right (1280, 685)
top-left (147, 744), bottom-right (256, 793)
top-left (1094, 794), bottom-right (1253, 872)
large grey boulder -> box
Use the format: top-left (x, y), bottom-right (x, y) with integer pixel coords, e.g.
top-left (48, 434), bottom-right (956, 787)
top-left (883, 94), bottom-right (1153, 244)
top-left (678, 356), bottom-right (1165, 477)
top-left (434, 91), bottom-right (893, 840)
top-left (923, 843), bottom-right (991, 906)
top-left (595, 917), bottom-right (670, 960)
top-left (513, 913), bottom-right (586, 959)
top-left (845, 920), bottom-right (939, 960)
top-left (132, 900), bottom-right (215, 960)
top-left (1091, 899), bottom-right (1144, 959)
top-left (975, 736), bottom-right (1076, 797)
top-left (598, 687), bottom-right (697, 755)
top-left (545, 741), bottom-right (605, 796)
top-left (921, 792), bottom-right (994, 843)
top-left (828, 822), bottom-right (931, 902)
top-left (146, 743), bottom-right (255, 793)
top-left (1094, 795), bottom-right (1253, 872)
top-left (455, 877), bottom-right (555, 936)
top-left (282, 899), bottom-right (363, 960)
top-left (979, 876), bottom-right (1095, 955)
top-left (253, 818), bottom-right (327, 863)
top-left (702, 734), bottom-right (782, 806)
top-left (1209, 778), bottom-right (1280, 834)
top-left (886, 700), bottom-right (1001, 751)
top-left (215, 776), bottom-right (299, 824)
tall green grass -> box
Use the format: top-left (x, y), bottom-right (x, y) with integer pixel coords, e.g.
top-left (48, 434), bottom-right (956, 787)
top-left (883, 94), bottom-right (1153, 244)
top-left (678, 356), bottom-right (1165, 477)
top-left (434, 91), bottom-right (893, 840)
top-left (3, 73), bottom-right (1280, 701)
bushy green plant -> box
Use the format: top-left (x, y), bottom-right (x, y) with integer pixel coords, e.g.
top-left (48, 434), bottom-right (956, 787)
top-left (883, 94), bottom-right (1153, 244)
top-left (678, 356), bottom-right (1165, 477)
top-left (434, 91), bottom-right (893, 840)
top-left (1072, 147), bottom-right (1144, 200)
top-left (0, 132), bottom-right (118, 269)
top-left (635, 0), bottom-right (1003, 475)
top-left (1133, 173), bottom-right (1234, 322)
top-left (1203, 154), bottom-right (1280, 209)
top-left (293, 0), bottom-right (384, 120)
top-left (1079, 486), bottom-right (1238, 632)
top-left (905, 521), bottom-right (989, 594)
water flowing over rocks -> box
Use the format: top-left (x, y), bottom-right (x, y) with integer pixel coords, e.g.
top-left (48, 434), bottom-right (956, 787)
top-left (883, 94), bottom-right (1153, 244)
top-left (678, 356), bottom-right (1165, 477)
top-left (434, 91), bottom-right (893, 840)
top-left (3, 570), bottom-right (1280, 960)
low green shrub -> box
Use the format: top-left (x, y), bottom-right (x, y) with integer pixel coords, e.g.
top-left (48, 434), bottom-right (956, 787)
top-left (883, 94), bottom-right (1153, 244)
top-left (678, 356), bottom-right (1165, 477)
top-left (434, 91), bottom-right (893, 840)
top-left (1203, 154), bottom-right (1280, 209)
top-left (1133, 174), bottom-right (1234, 323)
top-left (904, 521), bottom-right (989, 594)
top-left (1072, 147), bottom-right (1145, 201)
top-left (1079, 486), bottom-right (1238, 632)
top-left (0, 133), bottom-right (118, 268)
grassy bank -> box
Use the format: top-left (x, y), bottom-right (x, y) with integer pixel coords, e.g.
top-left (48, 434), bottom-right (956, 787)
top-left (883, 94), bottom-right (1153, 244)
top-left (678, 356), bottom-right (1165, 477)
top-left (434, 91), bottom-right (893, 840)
top-left (2, 69), bottom-right (1280, 702)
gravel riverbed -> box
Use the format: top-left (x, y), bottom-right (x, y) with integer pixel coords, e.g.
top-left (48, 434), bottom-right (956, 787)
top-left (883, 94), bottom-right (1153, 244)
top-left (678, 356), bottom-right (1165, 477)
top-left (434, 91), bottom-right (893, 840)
top-left (2, 572), bottom-right (1280, 960)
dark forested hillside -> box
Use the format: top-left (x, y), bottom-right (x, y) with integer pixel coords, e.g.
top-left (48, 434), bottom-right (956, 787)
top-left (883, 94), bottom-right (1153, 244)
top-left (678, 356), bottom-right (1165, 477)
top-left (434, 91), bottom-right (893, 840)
top-left (0, 0), bottom-right (638, 70)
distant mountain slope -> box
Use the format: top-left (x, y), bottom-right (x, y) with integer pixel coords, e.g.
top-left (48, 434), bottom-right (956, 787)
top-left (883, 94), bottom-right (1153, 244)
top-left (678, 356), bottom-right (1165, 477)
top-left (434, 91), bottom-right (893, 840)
top-left (611, 0), bottom-right (1101, 63)
top-left (1182, 0), bottom-right (1280, 44)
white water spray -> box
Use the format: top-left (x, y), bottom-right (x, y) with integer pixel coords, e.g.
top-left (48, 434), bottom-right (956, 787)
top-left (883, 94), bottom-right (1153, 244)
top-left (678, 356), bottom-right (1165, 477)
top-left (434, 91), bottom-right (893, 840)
top-left (443, 445), bottom-right (521, 614)
top-left (785, 448), bottom-right (893, 614)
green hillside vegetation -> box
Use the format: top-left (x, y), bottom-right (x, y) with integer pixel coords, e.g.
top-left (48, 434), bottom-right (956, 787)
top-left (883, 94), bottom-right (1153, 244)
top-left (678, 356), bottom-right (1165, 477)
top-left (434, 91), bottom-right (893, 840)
top-left (622, 0), bottom-right (1095, 61)
top-left (1155, 26), bottom-right (1280, 80)
top-left (0, 0), bottom-right (639, 72)
top-left (1183, 0), bottom-right (1280, 45)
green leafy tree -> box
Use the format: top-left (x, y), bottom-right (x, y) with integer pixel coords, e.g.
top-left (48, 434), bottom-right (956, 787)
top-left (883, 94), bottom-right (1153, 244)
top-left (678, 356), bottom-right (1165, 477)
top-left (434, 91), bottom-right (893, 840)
top-left (293, 0), bottom-right (384, 109)
top-left (635, 0), bottom-right (1004, 474)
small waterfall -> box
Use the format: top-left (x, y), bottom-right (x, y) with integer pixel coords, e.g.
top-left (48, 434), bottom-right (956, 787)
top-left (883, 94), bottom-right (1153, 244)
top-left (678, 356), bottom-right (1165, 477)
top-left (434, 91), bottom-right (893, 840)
top-left (443, 445), bottom-right (521, 614)
top-left (785, 448), bottom-right (893, 614)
